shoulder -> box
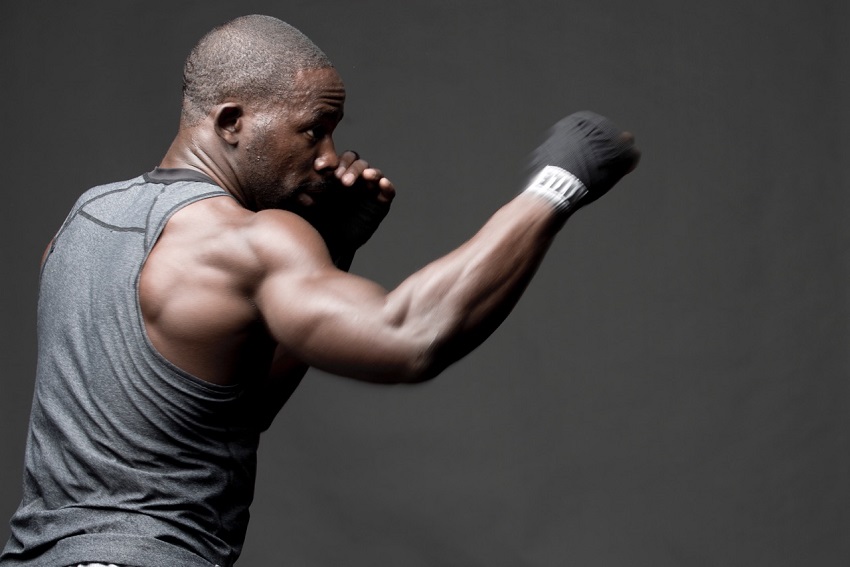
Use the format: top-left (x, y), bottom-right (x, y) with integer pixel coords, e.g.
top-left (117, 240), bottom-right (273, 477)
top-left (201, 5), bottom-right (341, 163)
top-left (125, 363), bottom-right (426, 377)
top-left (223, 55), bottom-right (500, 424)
top-left (155, 197), bottom-right (334, 289)
top-left (241, 208), bottom-right (335, 274)
top-left (242, 208), bottom-right (326, 250)
top-left (195, 202), bottom-right (337, 287)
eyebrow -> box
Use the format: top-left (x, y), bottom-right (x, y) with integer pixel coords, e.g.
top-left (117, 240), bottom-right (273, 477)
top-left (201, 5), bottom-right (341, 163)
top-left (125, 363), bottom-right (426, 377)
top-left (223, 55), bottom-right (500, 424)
top-left (309, 105), bottom-right (344, 123)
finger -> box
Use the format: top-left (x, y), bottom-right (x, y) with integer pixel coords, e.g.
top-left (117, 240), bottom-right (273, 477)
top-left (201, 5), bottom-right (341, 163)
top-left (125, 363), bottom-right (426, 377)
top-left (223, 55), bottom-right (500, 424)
top-left (337, 150), bottom-right (360, 171)
top-left (361, 167), bottom-right (383, 181)
top-left (377, 177), bottom-right (396, 203)
top-left (336, 151), bottom-right (365, 181)
top-left (339, 161), bottom-right (369, 186)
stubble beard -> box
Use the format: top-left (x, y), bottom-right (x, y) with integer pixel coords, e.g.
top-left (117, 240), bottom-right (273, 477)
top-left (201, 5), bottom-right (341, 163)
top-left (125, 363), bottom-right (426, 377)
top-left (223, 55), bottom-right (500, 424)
top-left (243, 158), bottom-right (338, 225)
top-left (242, 130), bottom-right (340, 215)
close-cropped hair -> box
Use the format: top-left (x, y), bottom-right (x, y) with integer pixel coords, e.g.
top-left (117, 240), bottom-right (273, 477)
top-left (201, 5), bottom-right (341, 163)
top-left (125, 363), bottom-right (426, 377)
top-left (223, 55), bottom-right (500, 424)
top-left (181, 14), bottom-right (333, 125)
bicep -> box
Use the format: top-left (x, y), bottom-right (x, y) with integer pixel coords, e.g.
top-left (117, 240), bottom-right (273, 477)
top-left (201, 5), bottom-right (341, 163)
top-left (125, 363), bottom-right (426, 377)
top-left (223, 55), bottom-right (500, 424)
top-left (250, 214), bottom-right (433, 383)
top-left (256, 267), bottom-right (432, 382)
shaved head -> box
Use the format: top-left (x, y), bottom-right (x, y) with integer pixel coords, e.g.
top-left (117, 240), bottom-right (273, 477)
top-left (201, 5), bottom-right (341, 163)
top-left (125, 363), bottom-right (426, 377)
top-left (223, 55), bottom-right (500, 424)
top-left (181, 15), bottom-right (333, 125)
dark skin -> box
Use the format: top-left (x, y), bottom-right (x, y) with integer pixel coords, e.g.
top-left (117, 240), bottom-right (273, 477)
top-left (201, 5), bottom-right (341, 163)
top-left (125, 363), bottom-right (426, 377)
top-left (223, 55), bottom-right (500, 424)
top-left (146, 67), bottom-right (388, 421)
top-left (127, 66), bottom-right (638, 427)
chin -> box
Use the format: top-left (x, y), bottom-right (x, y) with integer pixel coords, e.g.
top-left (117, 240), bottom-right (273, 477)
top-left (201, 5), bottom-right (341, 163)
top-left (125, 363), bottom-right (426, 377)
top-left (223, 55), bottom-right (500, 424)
top-left (296, 192), bottom-right (317, 207)
top-left (297, 179), bottom-right (337, 207)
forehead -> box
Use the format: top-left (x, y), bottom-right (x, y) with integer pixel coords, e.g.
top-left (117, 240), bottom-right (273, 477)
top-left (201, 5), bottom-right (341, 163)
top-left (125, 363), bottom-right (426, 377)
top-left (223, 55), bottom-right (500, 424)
top-left (285, 67), bottom-right (346, 116)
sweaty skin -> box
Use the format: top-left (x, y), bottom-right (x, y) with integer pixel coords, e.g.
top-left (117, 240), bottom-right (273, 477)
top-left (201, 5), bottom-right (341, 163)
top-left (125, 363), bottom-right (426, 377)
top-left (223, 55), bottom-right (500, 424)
top-left (139, 66), bottom-right (637, 426)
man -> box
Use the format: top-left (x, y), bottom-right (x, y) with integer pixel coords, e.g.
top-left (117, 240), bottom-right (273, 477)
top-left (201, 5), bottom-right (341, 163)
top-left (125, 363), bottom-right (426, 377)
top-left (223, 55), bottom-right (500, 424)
top-left (1, 14), bottom-right (639, 567)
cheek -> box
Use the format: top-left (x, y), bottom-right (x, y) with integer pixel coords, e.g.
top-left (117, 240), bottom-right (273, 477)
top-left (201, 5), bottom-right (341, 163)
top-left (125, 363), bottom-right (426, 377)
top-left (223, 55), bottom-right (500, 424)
top-left (247, 131), bottom-right (317, 181)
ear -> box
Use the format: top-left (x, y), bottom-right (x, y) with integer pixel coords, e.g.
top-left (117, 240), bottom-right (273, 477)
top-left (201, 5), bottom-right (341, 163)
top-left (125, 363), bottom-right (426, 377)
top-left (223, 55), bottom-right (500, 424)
top-left (213, 103), bottom-right (243, 146)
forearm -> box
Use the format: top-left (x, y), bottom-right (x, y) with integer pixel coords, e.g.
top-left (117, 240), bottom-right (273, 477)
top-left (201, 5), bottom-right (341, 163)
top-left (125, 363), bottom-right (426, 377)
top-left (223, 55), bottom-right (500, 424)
top-left (384, 192), bottom-right (564, 379)
top-left (260, 192), bottom-right (564, 384)
top-left (258, 111), bottom-right (638, 383)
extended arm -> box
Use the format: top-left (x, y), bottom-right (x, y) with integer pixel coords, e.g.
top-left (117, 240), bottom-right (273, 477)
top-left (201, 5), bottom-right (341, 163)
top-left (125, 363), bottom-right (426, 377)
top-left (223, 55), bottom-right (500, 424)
top-left (254, 191), bottom-right (563, 383)
top-left (254, 111), bottom-right (639, 384)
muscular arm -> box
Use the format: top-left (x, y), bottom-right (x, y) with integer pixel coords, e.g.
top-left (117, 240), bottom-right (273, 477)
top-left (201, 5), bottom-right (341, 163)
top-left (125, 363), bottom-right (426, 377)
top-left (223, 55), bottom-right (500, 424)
top-left (253, 193), bottom-right (563, 384)
top-left (255, 110), bottom-right (638, 384)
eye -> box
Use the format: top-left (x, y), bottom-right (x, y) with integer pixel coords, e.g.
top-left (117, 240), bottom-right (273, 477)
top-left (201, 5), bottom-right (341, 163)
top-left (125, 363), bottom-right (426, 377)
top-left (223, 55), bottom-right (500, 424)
top-left (305, 126), bottom-right (325, 142)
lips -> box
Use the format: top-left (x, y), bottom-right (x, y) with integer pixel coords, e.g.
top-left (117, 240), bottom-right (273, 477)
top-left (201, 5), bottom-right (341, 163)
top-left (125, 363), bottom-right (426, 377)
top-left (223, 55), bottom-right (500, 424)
top-left (299, 176), bottom-right (344, 203)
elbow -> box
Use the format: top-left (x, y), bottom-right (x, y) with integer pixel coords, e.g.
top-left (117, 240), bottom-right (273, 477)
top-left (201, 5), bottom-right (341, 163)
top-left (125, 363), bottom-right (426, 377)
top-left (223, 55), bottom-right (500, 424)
top-left (339, 335), bottom-right (446, 385)
top-left (399, 360), bottom-right (442, 384)
top-left (376, 303), bottom-right (465, 384)
top-left (395, 335), bottom-right (454, 384)
top-left (396, 362), bottom-right (442, 385)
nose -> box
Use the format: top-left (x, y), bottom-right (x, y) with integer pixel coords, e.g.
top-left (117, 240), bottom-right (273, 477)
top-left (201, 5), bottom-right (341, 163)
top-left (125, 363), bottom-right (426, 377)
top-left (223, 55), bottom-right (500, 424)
top-left (313, 137), bottom-right (339, 173)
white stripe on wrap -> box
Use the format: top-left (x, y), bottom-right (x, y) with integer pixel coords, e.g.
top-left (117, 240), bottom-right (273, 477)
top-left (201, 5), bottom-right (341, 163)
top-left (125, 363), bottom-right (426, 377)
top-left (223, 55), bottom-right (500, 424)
top-left (523, 165), bottom-right (588, 212)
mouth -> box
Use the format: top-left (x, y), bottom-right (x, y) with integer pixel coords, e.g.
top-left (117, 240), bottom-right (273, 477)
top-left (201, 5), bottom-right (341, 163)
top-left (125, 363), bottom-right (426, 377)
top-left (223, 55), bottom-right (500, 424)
top-left (297, 177), bottom-right (342, 204)
top-left (289, 178), bottom-right (339, 213)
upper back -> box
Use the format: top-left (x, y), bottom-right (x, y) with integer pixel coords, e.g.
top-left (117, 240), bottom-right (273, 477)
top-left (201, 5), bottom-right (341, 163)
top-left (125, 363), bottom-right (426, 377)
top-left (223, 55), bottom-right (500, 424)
top-left (19, 170), bottom-right (260, 566)
top-left (138, 181), bottom-right (272, 385)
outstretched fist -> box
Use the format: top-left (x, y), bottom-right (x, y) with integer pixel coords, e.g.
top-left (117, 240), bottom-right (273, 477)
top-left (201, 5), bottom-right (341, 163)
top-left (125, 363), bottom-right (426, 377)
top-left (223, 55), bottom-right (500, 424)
top-left (526, 111), bottom-right (640, 212)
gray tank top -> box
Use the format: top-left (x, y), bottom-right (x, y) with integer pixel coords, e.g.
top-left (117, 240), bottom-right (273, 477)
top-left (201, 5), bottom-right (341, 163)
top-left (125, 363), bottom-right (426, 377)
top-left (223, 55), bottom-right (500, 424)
top-left (1, 170), bottom-right (260, 567)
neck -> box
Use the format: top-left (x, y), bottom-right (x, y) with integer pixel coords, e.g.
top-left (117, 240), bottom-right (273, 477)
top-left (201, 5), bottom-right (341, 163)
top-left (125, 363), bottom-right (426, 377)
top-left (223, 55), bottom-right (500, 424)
top-left (160, 127), bottom-right (249, 208)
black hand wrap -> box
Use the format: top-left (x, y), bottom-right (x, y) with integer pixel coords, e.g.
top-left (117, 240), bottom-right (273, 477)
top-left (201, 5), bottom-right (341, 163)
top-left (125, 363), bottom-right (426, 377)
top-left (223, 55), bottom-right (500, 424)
top-left (331, 196), bottom-right (391, 252)
top-left (527, 111), bottom-right (637, 211)
top-left (311, 190), bottom-right (391, 262)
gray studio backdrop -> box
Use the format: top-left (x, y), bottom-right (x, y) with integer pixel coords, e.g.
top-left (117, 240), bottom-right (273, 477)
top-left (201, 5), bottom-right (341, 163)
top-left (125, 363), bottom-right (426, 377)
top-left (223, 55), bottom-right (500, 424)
top-left (1, 1), bottom-right (848, 566)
